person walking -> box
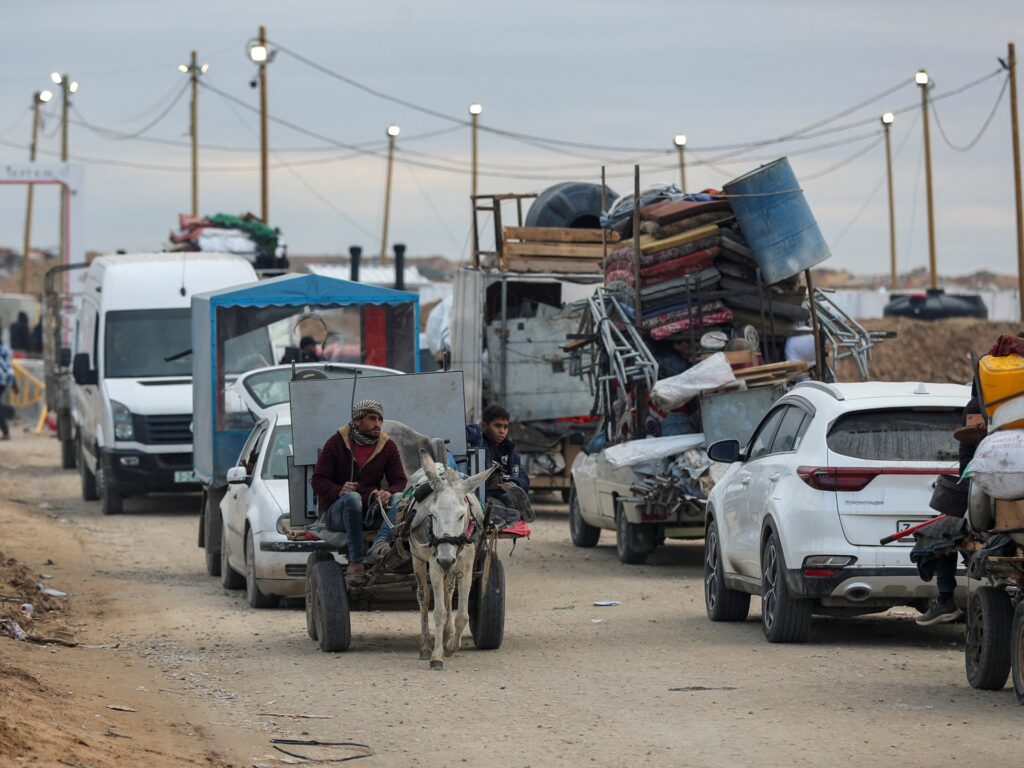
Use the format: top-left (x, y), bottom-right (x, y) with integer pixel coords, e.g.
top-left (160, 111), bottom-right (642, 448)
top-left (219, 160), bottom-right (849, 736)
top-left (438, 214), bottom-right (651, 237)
top-left (0, 335), bottom-right (19, 440)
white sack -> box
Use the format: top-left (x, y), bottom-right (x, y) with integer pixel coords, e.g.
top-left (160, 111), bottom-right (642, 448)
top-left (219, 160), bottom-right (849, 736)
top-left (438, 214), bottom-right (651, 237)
top-left (196, 228), bottom-right (257, 256)
top-left (968, 430), bottom-right (1024, 500)
top-left (603, 433), bottom-right (706, 469)
top-left (651, 352), bottom-right (736, 412)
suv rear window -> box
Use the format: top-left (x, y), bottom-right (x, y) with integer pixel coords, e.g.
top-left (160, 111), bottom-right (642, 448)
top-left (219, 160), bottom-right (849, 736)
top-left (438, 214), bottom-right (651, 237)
top-left (827, 408), bottom-right (961, 462)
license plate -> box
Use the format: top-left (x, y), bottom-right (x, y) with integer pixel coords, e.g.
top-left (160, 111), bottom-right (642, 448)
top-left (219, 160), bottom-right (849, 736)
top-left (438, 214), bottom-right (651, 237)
top-left (896, 520), bottom-right (919, 533)
top-left (174, 470), bottom-right (197, 483)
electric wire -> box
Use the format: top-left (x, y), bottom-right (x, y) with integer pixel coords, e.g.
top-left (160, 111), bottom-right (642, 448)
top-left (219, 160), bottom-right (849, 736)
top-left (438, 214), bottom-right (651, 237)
top-left (930, 75), bottom-right (1009, 152)
top-left (801, 133), bottom-right (885, 182)
top-left (69, 80), bottom-right (190, 141)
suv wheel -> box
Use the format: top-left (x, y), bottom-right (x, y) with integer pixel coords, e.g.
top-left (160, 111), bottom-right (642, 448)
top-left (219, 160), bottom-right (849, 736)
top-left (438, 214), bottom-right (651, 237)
top-left (704, 517), bottom-right (750, 622)
top-left (761, 530), bottom-right (811, 643)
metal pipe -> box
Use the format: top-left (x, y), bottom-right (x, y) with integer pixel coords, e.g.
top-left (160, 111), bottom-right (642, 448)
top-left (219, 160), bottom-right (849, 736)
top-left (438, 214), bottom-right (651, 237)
top-left (349, 246), bottom-right (362, 282)
top-left (393, 243), bottom-right (406, 291)
top-left (500, 276), bottom-right (508, 406)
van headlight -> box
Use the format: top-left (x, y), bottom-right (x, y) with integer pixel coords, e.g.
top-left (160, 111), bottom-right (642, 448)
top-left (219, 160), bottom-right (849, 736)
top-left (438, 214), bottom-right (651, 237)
top-left (111, 400), bottom-right (134, 441)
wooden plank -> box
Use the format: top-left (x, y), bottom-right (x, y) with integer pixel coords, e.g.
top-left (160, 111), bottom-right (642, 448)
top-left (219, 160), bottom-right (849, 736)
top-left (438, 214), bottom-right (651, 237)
top-left (504, 226), bottom-right (620, 244)
top-left (639, 224), bottom-right (720, 255)
top-left (504, 256), bottom-right (602, 274)
top-left (733, 361), bottom-right (809, 378)
top-left (504, 241), bottom-right (607, 259)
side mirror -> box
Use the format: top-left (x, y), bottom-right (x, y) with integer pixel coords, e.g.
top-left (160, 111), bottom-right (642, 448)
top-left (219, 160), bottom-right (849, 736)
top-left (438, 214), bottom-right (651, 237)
top-left (226, 466), bottom-right (249, 484)
top-left (707, 439), bottom-right (742, 464)
top-left (59, 347), bottom-right (72, 367)
top-left (72, 353), bottom-right (97, 386)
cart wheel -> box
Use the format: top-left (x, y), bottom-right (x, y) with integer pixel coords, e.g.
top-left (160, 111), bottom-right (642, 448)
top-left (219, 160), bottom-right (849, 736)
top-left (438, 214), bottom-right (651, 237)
top-left (469, 552), bottom-right (505, 650)
top-left (312, 560), bottom-right (351, 652)
top-left (568, 485), bottom-right (600, 548)
top-left (615, 501), bottom-right (655, 565)
top-left (965, 586), bottom-right (1012, 690)
top-left (1012, 601), bottom-right (1024, 704)
top-left (305, 552), bottom-right (334, 641)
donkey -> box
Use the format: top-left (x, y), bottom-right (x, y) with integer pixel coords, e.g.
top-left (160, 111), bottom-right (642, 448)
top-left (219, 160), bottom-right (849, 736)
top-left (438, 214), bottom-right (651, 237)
top-left (408, 449), bottom-right (493, 670)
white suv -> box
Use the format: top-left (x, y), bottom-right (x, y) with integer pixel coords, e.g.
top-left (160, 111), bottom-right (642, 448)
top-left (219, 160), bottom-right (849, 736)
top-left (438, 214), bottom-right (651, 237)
top-left (704, 381), bottom-right (969, 643)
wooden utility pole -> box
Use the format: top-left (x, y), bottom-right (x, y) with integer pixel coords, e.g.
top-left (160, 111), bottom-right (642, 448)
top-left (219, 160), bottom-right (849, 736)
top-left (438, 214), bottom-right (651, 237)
top-left (189, 50), bottom-right (199, 217)
top-left (469, 104), bottom-right (481, 200)
top-left (20, 92), bottom-right (46, 294)
top-left (674, 134), bottom-right (687, 192)
top-left (379, 125), bottom-right (399, 265)
top-left (258, 25), bottom-right (269, 223)
top-left (1008, 43), bottom-right (1024, 322)
top-left (917, 70), bottom-right (938, 290)
top-left (882, 114), bottom-right (898, 288)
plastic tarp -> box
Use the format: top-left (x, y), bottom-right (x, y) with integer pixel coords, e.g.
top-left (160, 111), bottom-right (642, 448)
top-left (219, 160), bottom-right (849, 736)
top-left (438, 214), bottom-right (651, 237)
top-left (603, 433), bottom-right (707, 469)
top-left (968, 431), bottom-right (1024, 500)
top-left (191, 273), bottom-right (420, 486)
top-left (651, 353), bottom-right (736, 412)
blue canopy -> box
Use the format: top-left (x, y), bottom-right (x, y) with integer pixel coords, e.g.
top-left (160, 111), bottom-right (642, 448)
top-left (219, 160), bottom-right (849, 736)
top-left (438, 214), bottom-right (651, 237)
top-left (200, 272), bottom-right (417, 308)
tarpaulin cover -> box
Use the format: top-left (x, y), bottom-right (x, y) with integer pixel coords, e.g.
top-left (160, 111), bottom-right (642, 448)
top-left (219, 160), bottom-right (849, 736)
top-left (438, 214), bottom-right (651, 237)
top-left (603, 433), bottom-right (707, 468)
top-left (650, 353), bottom-right (736, 411)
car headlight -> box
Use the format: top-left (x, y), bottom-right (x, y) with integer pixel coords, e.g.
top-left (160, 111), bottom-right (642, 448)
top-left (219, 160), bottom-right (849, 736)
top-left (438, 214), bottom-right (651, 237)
top-left (111, 400), bottom-right (134, 441)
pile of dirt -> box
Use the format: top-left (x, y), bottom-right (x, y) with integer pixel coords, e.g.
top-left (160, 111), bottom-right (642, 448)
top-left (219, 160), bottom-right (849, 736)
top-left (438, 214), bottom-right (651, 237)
top-left (835, 317), bottom-right (1022, 383)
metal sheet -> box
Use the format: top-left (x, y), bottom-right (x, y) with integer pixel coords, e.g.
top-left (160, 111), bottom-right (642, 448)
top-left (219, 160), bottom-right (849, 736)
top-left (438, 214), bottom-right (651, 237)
top-left (699, 384), bottom-right (785, 446)
top-left (289, 371), bottom-right (467, 466)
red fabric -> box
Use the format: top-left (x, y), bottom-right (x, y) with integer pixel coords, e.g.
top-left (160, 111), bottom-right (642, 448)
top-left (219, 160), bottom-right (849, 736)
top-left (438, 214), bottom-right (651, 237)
top-left (640, 248), bottom-right (719, 283)
top-left (362, 306), bottom-right (389, 367)
top-left (500, 520), bottom-right (531, 537)
top-left (988, 335), bottom-right (1024, 357)
top-left (351, 441), bottom-right (374, 468)
top-left (310, 430), bottom-right (407, 510)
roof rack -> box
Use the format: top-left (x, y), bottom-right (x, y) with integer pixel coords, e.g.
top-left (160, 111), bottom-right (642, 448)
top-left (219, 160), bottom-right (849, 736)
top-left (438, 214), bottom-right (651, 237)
top-left (793, 380), bottom-right (845, 401)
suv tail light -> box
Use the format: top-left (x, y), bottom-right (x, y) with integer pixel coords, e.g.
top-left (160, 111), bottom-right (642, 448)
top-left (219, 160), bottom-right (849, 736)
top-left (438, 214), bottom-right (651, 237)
top-left (801, 555), bottom-right (857, 577)
top-left (797, 466), bottom-right (957, 492)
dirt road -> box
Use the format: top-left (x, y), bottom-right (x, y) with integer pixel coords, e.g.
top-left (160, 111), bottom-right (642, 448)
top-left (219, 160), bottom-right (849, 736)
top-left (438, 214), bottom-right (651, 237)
top-left (1, 434), bottom-right (1020, 767)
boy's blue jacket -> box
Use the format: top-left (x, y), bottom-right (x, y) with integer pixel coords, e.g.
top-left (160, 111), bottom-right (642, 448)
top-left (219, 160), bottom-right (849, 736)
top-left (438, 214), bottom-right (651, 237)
top-left (465, 424), bottom-right (529, 492)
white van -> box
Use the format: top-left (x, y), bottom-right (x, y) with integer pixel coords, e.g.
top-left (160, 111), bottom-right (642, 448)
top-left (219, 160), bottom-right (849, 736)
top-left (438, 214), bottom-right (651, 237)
top-left (72, 253), bottom-right (258, 514)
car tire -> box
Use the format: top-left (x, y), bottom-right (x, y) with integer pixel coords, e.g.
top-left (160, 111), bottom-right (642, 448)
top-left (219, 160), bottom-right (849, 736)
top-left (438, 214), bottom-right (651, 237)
top-left (965, 586), bottom-right (1012, 690)
top-left (760, 530), bottom-right (811, 643)
top-left (560, 488), bottom-right (571, 504)
top-left (203, 494), bottom-right (222, 577)
top-left (469, 551), bottom-right (505, 650)
top-left (245, 529), bottom-right (279, 609)
top-left (568, 486), bottom-right (600, 548)
top-left (98, 468), bottom-right (123, 516)
top-left (1011, 601), bottom-right (1024, 704)
top-left (305, 552), bottom-right (335, 640)
top-left (219, 521), bottom-right (245, 590)
top-left (79, 439), bottom-right (98, 502)
top-left (312, 560), bottom-right (351, 652)
top-left (615, 501), bottom-right (654, 565)
top-left (61, 431), bottom-right (76, 470)
top-left (704, 517), bottom-right (750, 622)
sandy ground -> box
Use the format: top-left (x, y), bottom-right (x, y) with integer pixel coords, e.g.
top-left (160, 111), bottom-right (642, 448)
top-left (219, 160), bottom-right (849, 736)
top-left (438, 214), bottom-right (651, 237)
top-left (1, 433), bottom-right (1022, 768)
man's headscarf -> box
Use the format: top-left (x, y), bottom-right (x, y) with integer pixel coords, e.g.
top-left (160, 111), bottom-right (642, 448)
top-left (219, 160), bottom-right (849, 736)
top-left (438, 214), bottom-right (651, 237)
top-left (350, 399), bottom-right (384, 446)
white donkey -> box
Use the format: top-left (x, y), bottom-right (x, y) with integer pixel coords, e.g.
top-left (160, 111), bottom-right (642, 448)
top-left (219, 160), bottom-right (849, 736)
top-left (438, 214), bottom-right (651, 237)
top-left (408, 449), bottom-right (493, 670)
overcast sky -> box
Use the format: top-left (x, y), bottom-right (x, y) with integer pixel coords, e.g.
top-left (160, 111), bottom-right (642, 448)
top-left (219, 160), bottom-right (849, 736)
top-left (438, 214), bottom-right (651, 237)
top-left (1, 1), bottom-right (1022, 277)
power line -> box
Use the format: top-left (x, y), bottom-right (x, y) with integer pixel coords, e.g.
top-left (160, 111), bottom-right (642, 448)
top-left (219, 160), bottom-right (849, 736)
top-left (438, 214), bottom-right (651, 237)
top-left (70, 81), bottom-right (190, 141)
top-left (930, 75), bottom-right (1009, 153)
top-left (801, 134), bottom-right (885, 182)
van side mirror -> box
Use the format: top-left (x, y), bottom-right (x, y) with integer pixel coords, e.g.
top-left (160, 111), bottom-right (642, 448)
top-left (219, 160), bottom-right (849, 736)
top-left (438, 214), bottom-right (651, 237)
top-left (72, 353), bottom-right (97, 386)
top-left (707, 439), bottom-right (742, 464)
top-left (59, 347), bottom-right (72, 367)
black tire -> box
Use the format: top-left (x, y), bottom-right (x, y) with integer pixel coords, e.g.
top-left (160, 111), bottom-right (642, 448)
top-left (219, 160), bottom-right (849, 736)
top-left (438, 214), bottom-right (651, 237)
top-left (203, 494), bottom-right (222, 577)
top-left (98, 468), bottom-right (123, 516)
top-left (568, 486), bottom-right (600, 548)
top-left (245, 529), bottom-right (279, 609)
top-left (219, 521), bottom-right (245, 590)
top-left (79, 439), bottom-right (98, 501)
top-left (312, 560), bottom-right (351, 652)
top-left (760, 530), bottom-right (811, 643)
top-left (704, 517), bottom-right (750, 622)
top-left (60, 431), bottom-right (76, 470)
top-left (615, 501), bottom-right (655, 565)
top-left (1011, 601), bottom-right (1024, 704)
top-left (470, 552), bottom-right (505, 650)
top-left (305, 552), bottom-right (334, 640)
top-left (965, 586), bottom-right (1012, 690)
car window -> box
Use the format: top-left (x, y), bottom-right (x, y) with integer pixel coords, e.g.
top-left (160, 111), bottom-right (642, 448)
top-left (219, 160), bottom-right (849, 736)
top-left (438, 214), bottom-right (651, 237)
top-left (747, 407), bottom-right (788, 462)
top-left (770, 407), bottom-right (810, 454)
top-left (827, 408), bottom-right (961, 462)
top-left (262, 425), bottom-right (293, 480)
top-left (237, 422), bottom-right (270, 474)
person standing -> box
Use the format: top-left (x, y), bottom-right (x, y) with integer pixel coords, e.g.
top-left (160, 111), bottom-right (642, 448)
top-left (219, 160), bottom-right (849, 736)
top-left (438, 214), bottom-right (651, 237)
top-left (0, 336), bottom-right (19, 440)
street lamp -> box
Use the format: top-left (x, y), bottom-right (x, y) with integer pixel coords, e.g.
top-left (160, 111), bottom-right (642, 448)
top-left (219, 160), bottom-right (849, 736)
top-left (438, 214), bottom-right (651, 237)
top-left (50, 72), bottom-right (76, 274)
top-left (674, 134), bottom-right (687, 193)
top-left (380, 125), bottom-right (400, 265)
top-left (916, 69), bottom-right (938, 289)
top-left (21, 88), bottom-right (51, 293)
top-left (880, 113), bottom-right (897, 288)
top-left (248, 26), bottom-right (273, 222)
top-left (469, 103), bottom-right (482, 199)
top-left (180, 52), bottom-right (208, 217)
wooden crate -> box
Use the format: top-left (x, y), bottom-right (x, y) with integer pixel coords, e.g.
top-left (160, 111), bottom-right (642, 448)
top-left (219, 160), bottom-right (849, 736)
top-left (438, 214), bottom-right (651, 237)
top-left (501, 226), bottom-right (618, 274)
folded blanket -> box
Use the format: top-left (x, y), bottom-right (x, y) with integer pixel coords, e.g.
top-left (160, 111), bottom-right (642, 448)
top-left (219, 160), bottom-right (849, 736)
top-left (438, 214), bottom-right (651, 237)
top-left (719, 229), bottom-right (752, 259)
top-left (640, 268), bottom-right (721, 300)
top-left (639, 198), bottom-right (732, 226)
top-left (641, 300), bottom-right (730, 331)
top-left (639, 235), bottom-right (720, 269)
top-left (722, 292), bottom-right (810, 322)
top-left (641, 246), bottom-right (720, 282)
top-left (649, 307), bottom-right (735, 340)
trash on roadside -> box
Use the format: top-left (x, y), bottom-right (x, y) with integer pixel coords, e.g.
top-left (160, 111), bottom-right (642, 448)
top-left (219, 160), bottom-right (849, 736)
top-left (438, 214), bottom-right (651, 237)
top-left (37, 585), bottom-right (67, 598)
top-left (18, 603), bottom-right (33, 621)
top-left (590, 618), bottom-right (604, 624)
top-left (592, 601), bottom-right (621, 607)
top-left (28, 630), bottom-right (78, 647)
top-left (106, 705), bottom-right (138, 712)
top-left (0, 618), bottom-right (27, 641)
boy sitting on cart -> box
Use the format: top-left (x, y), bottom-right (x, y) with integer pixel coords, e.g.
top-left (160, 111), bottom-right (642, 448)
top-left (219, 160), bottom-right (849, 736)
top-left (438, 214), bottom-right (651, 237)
top-left (310, 399), bottom-right (406, 586)
top-left (466, 405), bottom-right (534, 527)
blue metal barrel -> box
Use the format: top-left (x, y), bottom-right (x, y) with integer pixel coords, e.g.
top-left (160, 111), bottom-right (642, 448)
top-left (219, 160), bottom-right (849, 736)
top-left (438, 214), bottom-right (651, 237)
top-left (723, 158), bottom-right (830, 285)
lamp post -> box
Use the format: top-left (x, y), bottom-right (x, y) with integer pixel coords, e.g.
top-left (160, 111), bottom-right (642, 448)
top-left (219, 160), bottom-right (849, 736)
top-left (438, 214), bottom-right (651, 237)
top-left (379, 124), bottom-right (400, 265)
top-left (179, 53), bottom-right (208, 217)
top-left (50, 72), bottom-right (76, 276)
top-left (881, 112), bottom-right (898, 289)
top-left (20, 89), bottom-right (52, 294)
top-left (916, 69), bottom-right (938, 289)
top-left (469, 103), bottom-right (482, 200)
top-left (249, 27), bottom-right (271, 223)
top-left (674, 134), bottom-right (687, 192)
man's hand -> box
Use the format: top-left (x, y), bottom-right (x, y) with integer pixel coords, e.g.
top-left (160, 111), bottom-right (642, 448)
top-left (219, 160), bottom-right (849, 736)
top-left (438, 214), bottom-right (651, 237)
top-left (341, 481), bottom-right (358, 493)
top-left (373, 490), bottom-right (392, 505)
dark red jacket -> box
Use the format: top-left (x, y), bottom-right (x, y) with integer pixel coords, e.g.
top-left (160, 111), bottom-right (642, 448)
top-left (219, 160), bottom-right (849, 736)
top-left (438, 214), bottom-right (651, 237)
top-left (311, 426), bottom-right (407, 510)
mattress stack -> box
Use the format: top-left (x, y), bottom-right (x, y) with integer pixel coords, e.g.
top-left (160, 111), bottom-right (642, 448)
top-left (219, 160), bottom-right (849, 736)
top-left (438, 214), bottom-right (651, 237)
top-left (602, 197), bottom-right (810, 343)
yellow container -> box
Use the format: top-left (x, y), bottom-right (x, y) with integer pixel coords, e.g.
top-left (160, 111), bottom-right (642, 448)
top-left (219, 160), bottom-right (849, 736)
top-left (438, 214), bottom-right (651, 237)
top-left (979, 354), bottom-right (1024, 430)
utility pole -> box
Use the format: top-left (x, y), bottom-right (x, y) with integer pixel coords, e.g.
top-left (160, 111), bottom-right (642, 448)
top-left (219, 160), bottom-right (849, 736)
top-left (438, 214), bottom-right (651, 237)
top-left (189, 51), bottom-right (199, 217)
top-left (469, 103), bottom-right (482, 200)
top-left (20, 89), bottom-right (51, 294)
top-left (881, 113), bottom-right (898, 289)
top-left (1008, 42), bottom-right (1024, 322)
top-left (916, 70), bottom-right (938, 290)
top-left (674, 134), bottom-right (687, 192)
top-left (248, 26), bottom-right (271, 223)
top-left (51, 72), bottom-right (76, 279)
top-left (379, 125), bottom-right (400, 265)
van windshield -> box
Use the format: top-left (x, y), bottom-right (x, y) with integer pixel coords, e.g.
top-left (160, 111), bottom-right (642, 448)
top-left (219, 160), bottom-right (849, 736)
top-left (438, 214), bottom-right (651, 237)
top-left (105, 309), bottom-right (191, 378)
